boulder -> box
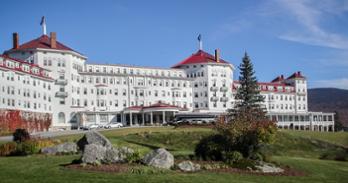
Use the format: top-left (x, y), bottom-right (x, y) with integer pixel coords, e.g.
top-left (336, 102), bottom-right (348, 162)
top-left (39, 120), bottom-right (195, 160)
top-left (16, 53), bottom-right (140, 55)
top-left (81, 144), bottom-right (107, 164)
top-left (255, 162), bottom-right (284, 173)
top-left (119, 147), bottom-right (134, 160)
top-left (177, 161), bottom-right (201, 172)
top-left (81, 144), bottom-right (135, 164)
top-left (77, 131), bottom-right (112, 151)
top-left (41, 142), bottom-right (78, 155)
top-left (143, 148), bottom-right (174, 169)
top-left (104, 147), bottom-right (122, 163)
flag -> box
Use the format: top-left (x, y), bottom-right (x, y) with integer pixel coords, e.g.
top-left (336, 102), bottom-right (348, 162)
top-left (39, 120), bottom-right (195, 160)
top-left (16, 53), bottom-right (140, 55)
top-left (40, 16), bottom-right (46, 26)
top-left (197, 34), bottom-right (201, 41)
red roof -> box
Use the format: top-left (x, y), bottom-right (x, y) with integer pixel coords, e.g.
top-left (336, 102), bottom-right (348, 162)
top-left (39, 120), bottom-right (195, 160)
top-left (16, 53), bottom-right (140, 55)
top-left (8, 35), bottom-right (77, 53)
top-left (287, 71), bottom-right (305, 79)
top-left (143, 102), bottom-right (180, 109)
top-left (271, 75), bottom-right (285, 83)
top-left (0, 55), bottom-right (53, 80)
top-left (233, 81), bottom-right (295, 93)
top-left (125, 101), bottom-right (184, 111)
top-left (172, 50), bottom-right (228, 68)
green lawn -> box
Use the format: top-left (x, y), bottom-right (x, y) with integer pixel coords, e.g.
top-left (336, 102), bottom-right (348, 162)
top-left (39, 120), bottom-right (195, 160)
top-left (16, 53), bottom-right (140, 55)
top-left (0, 127), bottom-right (347, 183)
top-left (282, 130), bottom-right (348, 147)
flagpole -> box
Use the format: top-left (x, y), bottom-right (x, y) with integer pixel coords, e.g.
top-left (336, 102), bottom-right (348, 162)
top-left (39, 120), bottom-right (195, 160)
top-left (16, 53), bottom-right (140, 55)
top-left (42, 23), bottom-right (46, 35)
top-left (199, 39), bottom-right (203, 50)
top-left (41, 16), bottom-right (47, 35)
top-left (198, 34), bottom-right (202, 50)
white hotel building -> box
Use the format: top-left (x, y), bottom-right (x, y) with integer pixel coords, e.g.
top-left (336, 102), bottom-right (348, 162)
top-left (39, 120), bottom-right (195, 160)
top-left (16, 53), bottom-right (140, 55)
top-left (0, 32), bottom-right (335, 131)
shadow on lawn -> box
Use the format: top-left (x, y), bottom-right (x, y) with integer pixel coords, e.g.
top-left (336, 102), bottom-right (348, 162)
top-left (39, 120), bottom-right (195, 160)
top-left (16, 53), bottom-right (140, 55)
top-left (122, 139), bottom-right (176, 151)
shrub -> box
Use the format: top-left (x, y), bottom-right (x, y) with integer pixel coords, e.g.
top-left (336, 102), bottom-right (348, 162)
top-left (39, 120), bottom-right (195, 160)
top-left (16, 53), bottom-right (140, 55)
top-left (320, 149), bottom-right (347, 161)
top-left (250, 152), bottom-right (263, 161)
top-left (231, 158), bottom-right (257, 170)
top-left (0, 138), bottom-right (56, 156)
top-left (15, 140), bottom-right (40, 155)
top-left (13, 129), bottom-right (30, 143)
top-left (194, 134), bottom-right (226, 161)
top-left (0, 142), bottom-right (17, 156)
top-left (214, 114), bottom-right (277, 158)
top-left (223, 151), bottom-right (243, 166)
top-left (126, 151), bottom-right (141, 163)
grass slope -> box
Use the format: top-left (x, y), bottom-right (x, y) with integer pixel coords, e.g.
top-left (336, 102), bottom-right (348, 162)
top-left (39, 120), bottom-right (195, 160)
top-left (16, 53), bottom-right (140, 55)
top-left (0, 127), bottom-right (347, 183)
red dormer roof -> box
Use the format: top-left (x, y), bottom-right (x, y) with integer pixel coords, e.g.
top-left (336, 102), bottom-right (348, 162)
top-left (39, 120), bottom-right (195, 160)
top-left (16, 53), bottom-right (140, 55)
top-left (271, 75), bottom-right (285, 83)
top-left (8, 35), bottom-right (76, 52)
top-left (172, 50), bottom-right (228, 68)
top-left (287, 71), bottom-right (306, 80)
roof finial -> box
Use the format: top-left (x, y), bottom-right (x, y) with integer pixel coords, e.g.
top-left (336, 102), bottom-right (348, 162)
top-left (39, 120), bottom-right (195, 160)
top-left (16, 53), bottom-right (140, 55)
top-left (197, 34), bottom-right (202, 50)
top-left (40, 16), bottom-right (47, 35)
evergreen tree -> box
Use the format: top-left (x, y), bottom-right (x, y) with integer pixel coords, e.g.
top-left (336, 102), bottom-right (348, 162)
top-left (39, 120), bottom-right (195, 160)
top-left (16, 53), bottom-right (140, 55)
top-left (334, 111), bottom-right (343, 131)
top-left (232, 52), bottom-right (265, 120)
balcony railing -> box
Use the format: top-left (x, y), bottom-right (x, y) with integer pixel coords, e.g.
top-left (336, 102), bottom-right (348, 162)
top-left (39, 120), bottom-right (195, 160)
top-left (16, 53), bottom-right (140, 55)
top-left (210, 96), bottom-right (218, 101)
top-left (210, 86), bottom-right (218, 91)
top-left (220, 97), bottom-right (229, 102)
top-left (220, 86), bottom-right (229, 92)
top-left (55, 91), bottom-right (68, 98)
top-left (55, 79), bottom-right (67, 85)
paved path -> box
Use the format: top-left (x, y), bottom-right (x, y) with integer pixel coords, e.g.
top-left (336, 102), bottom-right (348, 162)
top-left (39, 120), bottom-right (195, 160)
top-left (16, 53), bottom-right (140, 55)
top-left (0, 126), bottom-right (163, 142)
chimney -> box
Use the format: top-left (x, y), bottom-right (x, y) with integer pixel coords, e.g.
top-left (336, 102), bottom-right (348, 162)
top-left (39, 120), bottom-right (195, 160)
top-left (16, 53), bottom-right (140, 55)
top-left (12, 33), bottom-right (19, 49)
top-left (50, 32), bottom-right (57, 49)
top-left (281, 75), bottom-right (284, 79)
top-left (215, 49), bottom-right (220, 63)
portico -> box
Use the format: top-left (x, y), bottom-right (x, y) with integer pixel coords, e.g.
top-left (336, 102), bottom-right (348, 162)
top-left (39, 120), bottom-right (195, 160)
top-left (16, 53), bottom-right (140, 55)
top-left (122, 102), bottom-right (181, 126)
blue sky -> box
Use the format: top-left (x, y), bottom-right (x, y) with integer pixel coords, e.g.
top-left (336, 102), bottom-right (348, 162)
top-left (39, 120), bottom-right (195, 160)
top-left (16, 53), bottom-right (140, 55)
top-left (1, 0), bottom-right (348, 89)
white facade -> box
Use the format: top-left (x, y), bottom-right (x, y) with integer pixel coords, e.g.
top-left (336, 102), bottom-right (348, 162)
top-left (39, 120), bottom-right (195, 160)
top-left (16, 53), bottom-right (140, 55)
top-left (0, 55), bottom-right (53, 113)
top-left (1, 32), bottom-right (334, 131)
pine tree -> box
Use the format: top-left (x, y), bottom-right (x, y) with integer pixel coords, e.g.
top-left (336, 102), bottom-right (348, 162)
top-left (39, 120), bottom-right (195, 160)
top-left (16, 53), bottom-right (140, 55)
top-left (334, 111), bottom-right (343, 131)
top-left (232, 52), bottom-right (265, 120)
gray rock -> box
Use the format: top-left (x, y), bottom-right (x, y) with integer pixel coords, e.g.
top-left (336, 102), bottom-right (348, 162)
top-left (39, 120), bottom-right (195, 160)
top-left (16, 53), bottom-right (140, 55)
top-left (81, 144), bottom-right (107, 164)
top-left (104, 147), bottom-right (122, 163)
top-left (104, 146), bottom-right (135, 163)
top-left (41, 142), bottom-right (78, 155)
top-left (177, 161), bottom-right (201, 172)
top-left (255, 162), bottom-right (284, 173)
top-left (143, 148), bottom-right (174, 169)
top-left (77, 131), bottom-right (112, 151)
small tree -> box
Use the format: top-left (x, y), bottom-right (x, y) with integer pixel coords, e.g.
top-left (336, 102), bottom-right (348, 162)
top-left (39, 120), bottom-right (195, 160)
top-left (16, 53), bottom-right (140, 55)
top-left (195, 52), bottom-right (276, 162)
top-left (13, 129), bottom-right (30, 143)
top-left (334, 111), bottom-right (343, 131)
top-left (216, 52), bottom-right (276, 158)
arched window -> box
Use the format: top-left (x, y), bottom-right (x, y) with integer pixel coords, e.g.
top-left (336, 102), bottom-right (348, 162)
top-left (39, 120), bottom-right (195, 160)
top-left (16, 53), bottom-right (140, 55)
top-left (58, 112), bottom-right (65, 123)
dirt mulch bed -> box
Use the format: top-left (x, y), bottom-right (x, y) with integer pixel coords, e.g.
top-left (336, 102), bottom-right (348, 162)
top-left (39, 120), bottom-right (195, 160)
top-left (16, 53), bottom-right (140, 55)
top-left (65, 161), bottom-right (306, 177)
top-left (207, 166), bottom-right (307, 177)
top-left (176, 160), bottom-right (307, 177)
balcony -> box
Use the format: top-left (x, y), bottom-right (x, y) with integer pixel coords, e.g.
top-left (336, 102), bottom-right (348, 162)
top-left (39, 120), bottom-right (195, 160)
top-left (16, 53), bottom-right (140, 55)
top-left (97, 106), bottom-right (107, 111)
top-left (210, 86), bottom-right (218, 91)
top-left (55, 91), bottom-right (68, 98)
top-left (220, 97), bottom-right (229, 102)
top-left (55, 79), bottom-right (67, 85)
top-left (210, 96), bottom-right (218, 101)
top-left (220, 86), bottom-right (229, 92)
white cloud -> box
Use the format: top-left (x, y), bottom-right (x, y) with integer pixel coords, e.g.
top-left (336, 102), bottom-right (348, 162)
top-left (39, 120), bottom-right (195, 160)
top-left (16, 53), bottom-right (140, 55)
top-left (276, 0), bottom-right (348, 49)
top-left (311, 78), bottom-right (348, 89)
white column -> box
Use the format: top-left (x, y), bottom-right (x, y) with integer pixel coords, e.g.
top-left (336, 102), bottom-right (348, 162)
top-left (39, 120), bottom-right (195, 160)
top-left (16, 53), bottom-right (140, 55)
top-left (130, 112), bottom-right (133, 126)
top-left (162, 111), bottom-right (166, 124)
top-left (150, 112), bottom-right (153, 125)
top-left (142, 113), bottom-right (145, 126)
top-left (135, 114), bottom-right (138, 125)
